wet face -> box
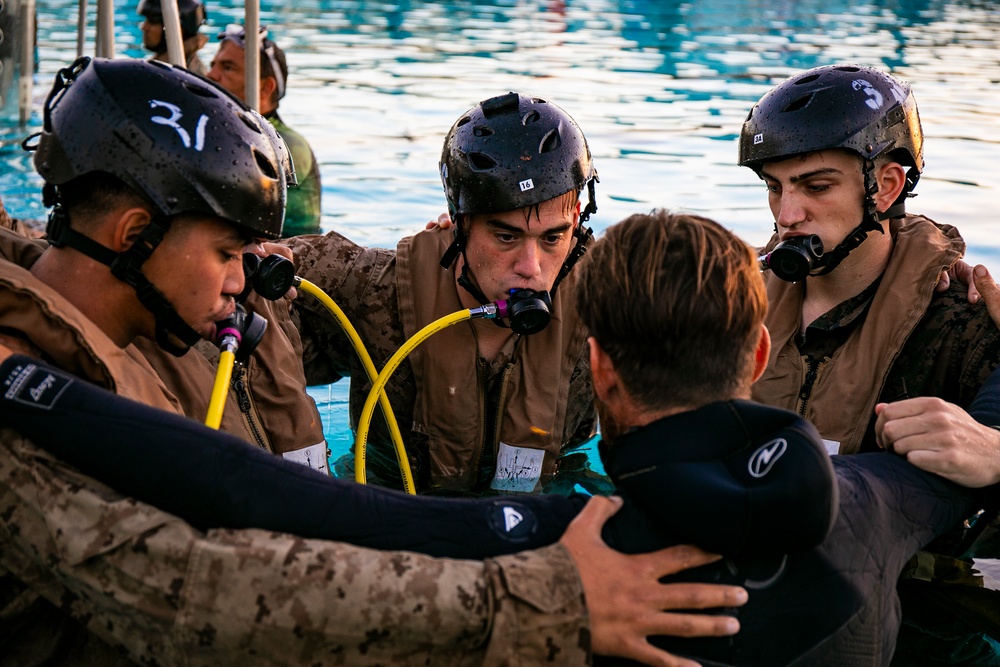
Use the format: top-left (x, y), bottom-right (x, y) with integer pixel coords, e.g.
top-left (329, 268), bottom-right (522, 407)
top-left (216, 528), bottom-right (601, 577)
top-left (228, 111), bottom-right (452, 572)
top-left (140, 17), bottom-right (165, 51)
top-left (207, 40), bottom-right (247, 102)
top-left (141, 215), bottom-right (247, 341)
top-left (759, 149), bottom-right (869, 251)
top-left (463, 195), bottom-right (579, 303)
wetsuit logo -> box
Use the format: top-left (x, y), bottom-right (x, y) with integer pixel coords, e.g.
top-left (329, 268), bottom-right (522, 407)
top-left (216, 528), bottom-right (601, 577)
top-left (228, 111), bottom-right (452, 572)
top-left (3, 363), bottom-right (73, 410)
top-left (748, 437), bottom-right (787, 478)
top-left (502, 506), bottom-right (523, 532)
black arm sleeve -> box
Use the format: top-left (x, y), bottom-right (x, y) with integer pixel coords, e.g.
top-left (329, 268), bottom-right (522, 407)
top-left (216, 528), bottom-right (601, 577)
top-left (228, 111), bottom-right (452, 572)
top-left (0, 355), bottom-right (584, 559)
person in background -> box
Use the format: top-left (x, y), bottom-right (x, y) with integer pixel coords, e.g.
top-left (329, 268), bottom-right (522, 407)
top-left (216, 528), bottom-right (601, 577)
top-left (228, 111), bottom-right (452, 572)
top-left (208, 24), bottom-right (322, 236)
top-left (137, 0), bottom-right (209, 75)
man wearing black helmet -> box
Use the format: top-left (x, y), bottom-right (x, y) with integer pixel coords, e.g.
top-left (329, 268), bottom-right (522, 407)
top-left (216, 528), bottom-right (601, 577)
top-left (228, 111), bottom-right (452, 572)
top-left (0, 58), bottom-right (748, 667)
top-left (739, 65), bottom-right (1000, 664)
top-left (287, 92), bottom-right (601, 495)
top-left (207, 24), bottom-right (322, 237)
top-left (138, 0), bottom-right (209, 76)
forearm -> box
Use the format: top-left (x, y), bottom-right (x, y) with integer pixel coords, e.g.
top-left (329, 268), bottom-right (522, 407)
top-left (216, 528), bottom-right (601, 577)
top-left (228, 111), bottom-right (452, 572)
top-left (283, 231), bottom-right (382, 385)
top-left (0, 355), bottom-right (582, 558)
top-left (1, 434), bottom-right (589, 665)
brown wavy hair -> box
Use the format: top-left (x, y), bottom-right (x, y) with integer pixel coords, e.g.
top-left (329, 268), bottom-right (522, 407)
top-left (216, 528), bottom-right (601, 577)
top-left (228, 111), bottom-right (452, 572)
top-left (576, 209), bottom-right (766, 410)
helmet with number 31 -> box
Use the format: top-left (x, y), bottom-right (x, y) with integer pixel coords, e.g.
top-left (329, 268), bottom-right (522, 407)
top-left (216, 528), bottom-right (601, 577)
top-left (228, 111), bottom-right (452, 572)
top-left (32, 56), bottom-right (291, 240)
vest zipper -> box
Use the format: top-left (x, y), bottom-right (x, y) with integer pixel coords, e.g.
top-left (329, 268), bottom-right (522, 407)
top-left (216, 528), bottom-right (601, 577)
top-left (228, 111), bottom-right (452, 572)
top-left (472, 361), bottom-right (514, 490)
top-left (797, 357), bottom-right (821, 417)
top-left (470, 359), bottom-right (488, 486)
top-left (231, 365), bottom-right (268, 451)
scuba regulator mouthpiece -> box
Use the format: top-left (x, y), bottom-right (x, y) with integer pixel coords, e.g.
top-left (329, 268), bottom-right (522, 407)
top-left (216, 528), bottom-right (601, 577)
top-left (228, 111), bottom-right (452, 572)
top-left (469, 288), bottom-right (553, 335)
top-left (238, 253), bottom-right (297, 303)
top-left (214, 303), bottom-right (268, 363)
top-left (758, 235), bottom-right (824, 283)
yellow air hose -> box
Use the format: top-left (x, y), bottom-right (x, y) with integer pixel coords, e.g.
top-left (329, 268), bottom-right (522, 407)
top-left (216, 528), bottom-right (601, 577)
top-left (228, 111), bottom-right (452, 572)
top-left (296, 278), bottom-right (417, 494)
top-left (205, 347), bottom-right (237, 430)
top-left (354, 309), bottom-right (473, 485)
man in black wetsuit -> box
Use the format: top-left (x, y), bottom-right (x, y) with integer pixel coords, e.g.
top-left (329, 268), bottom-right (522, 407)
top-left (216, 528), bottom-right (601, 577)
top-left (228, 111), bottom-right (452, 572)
top-left (576, 209), bottom-right (988, 667)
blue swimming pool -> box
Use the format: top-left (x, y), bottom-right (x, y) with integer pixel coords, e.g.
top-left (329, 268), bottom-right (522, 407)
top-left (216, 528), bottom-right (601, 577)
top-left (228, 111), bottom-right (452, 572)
top-left (3, 0), bottom-right (1000, 477)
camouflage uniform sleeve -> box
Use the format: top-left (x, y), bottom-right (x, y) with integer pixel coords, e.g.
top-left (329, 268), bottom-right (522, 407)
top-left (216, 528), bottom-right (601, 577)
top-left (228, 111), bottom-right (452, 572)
top-left (1, 435), bottom-right (591, 665)
top-left (484, 546), bottom-right (591, 665)
top-left (283, 231), bottom-right (396, 386)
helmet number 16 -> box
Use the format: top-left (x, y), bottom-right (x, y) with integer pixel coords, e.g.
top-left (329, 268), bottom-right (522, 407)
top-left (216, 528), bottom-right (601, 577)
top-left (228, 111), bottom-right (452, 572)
top-left (149, 99), bottom-right (209, 152)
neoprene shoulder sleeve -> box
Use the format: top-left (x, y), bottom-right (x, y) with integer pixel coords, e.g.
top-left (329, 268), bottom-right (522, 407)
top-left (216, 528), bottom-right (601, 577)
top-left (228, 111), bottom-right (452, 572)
top-left (0, 355), bottom-right (584, 559)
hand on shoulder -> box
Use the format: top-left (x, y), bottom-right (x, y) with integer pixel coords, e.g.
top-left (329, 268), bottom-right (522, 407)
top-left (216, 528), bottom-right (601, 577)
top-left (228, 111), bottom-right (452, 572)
top-left (560, 495), bottom-right (747, 666)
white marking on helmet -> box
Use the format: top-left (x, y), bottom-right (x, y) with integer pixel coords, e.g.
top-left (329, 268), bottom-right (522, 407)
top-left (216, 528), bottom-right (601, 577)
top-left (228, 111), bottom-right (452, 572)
top-left (852, 79), bottom-right (884, 110)
top-left (194, 114), bottom-right (208, 152)
top-left (149, 99), bottom-right (208, 152)
top-left (754, 133), bottom-right (764, 145)
top-left (519, 178), bottom-right (534, 192)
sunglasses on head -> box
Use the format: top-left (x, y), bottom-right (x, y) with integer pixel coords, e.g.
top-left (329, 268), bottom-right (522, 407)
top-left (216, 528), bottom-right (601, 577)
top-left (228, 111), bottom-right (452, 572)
top-left (217, 24), bottom-right (285, 99)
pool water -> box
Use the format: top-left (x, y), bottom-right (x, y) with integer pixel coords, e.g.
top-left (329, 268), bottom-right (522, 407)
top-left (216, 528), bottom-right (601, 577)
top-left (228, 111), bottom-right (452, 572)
top-left (3, 0), bottom-right (1000, 482)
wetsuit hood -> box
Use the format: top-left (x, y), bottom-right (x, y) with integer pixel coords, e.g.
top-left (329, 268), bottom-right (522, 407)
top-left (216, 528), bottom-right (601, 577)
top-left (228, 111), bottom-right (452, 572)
top-left (601, 400), bottom-right (837, 556)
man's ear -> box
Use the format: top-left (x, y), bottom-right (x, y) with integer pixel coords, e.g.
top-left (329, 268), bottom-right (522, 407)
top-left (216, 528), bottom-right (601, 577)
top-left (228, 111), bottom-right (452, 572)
top-left (875, 161), bottom-right (907, 213)
top-left (751, 324), bottom-right (771, 384)
top-left (588, 336), bottom-right (619, 403)
top-left (111, 207), bottom-right (154, 252)
top-left (260, 76), bottom-right (278, 109)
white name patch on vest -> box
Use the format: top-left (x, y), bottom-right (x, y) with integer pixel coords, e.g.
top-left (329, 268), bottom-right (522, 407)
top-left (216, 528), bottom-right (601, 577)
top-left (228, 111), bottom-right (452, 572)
top-left (282, 441), bottom-right (331, 475)
top-left (490, 442), bottom-right (544, 493)
top-left (822, 439), bottom-right (841, 456)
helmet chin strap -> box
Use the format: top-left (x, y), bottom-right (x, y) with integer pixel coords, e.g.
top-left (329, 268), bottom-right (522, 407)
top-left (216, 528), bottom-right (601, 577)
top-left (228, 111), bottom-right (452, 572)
top-left (45, 196), bottom-right (202, 356)
top-left (808, 158), bottom-right (889, 277)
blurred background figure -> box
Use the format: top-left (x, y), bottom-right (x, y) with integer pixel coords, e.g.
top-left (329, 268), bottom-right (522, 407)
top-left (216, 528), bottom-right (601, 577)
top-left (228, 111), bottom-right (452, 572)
top-left (137, 0), bottom-right (209, 75)
top-left (208, 24), bottom-right (321, 237)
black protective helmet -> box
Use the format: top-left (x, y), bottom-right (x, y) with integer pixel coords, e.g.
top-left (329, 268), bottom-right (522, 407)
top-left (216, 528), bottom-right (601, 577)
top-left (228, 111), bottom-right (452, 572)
top-left (33, 57), bottom-right (289, 240)
top-left (738, 65), bottom-right (923, 277)
top-left (28, 57), bottom-right (291, 354)
top-left (137, 0), bottom-right (207, 40)
top-left (439, 92), bottom-right (599, 305)
top-left (738, 64), bottom-right (923, 194)
top-left (440, 91), bottom-right (597, 219)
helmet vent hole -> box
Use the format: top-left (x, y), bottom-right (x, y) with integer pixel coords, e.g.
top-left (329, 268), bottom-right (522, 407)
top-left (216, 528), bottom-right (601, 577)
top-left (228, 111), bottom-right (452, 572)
top-left (522, 110), bottom-right (541, 125)
top-left (239, 111), bottom-right (263, 134)
top-left (473, 126), bottom-right (494, 138)
top-left (835, 66), bottom-right (861, 73)
top-left (468, 152), bottom-right (496, 171)
top-left (457, 116), bottom-right (472, 127)
top-left (253, 147), bottom-right (278, 180)
top-left (539, 128), bottom-right (561, 154)
top-left (184, 82), bottom-right (217, 98)
top-left (795, 74), bottom-right (820, 85)
top-left (783, 94), bottom-right (814, 113)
